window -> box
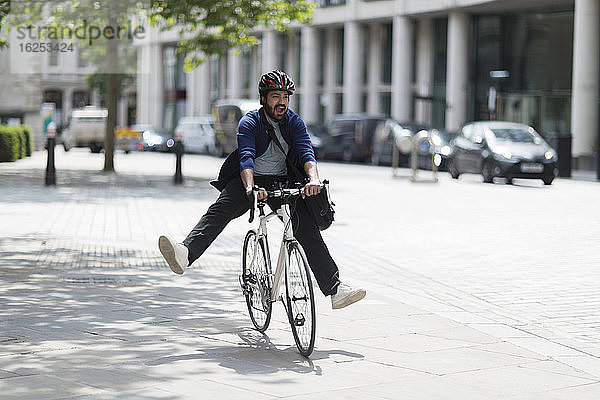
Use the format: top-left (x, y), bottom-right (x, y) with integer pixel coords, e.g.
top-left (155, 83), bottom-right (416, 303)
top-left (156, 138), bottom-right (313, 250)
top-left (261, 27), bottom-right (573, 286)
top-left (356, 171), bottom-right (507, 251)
top-left (49, 41), bottom-right (59, 66)
top-left (318, 0), bottom-right (346, 7)
top-left (336, 28), bottom-right (344, 86)
top-left (381, 23), bottom-right (392, 84)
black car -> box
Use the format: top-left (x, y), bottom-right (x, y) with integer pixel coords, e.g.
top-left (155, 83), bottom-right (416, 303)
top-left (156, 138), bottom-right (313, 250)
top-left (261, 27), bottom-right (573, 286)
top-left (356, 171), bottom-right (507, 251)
top-left (321, 114), bottom-right (388, 162)
top-left (135, 125), bottom-right (175, 152)
top-left (306, 124), bottom-right (329, 160)
top-left (448, 121), bottom-right (558, 185)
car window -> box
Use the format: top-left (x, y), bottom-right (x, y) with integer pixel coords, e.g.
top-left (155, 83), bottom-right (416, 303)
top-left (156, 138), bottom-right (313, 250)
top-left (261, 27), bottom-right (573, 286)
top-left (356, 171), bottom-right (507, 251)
top-left (489, 127), bottom-right (541, 144)
top-left (329, 121), bottom-right (355, 136)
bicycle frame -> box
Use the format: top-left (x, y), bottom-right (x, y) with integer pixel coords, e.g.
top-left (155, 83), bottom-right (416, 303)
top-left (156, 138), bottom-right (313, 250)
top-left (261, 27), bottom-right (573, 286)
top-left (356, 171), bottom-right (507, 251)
top-left (251, 200), bottom-right (296, 303)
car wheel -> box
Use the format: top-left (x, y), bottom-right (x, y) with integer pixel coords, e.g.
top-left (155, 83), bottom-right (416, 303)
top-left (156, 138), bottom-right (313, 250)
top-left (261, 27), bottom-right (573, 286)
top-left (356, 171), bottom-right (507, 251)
top-left (482, 160), bottom-right (495, 183)
top-left (342, 147), bottom-right (353, 163)
top-left (543, 176), bottom-right (554, 185)
top-left (448, 158), bottom-right (460, 179)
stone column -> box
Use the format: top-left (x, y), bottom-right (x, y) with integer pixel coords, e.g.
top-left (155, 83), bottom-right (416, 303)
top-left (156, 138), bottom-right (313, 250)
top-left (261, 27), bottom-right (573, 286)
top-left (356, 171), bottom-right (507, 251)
top-left (301, 26), bottom-right (319, 124)
top-left (367, 24), bottom-right (382, 115)
top-left (571, 0), bottom-right (600, 159)
top-left (324, 28), bottom-right (338, 122)
top-left (415, 18), bottom-right (434, 125)
top-left (186, 60), bottom-right (211, 116)
top-left (343, 21), bottom-right (362, 113)
top-left (227, 48), bottom-right (243, 99)
top-left (137, 42), bottom-right (163, 128)
top-left (445, 12), bottom-right (469, 132)
top-left (262, 30), bottom-right (278, 72)
top-left (391, 16), bottom-right (412, 122)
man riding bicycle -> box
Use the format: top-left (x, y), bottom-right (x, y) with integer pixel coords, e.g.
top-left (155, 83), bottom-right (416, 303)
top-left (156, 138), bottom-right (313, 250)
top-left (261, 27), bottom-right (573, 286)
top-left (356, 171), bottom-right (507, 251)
top-left (159, 70), bottom-right (366, 309)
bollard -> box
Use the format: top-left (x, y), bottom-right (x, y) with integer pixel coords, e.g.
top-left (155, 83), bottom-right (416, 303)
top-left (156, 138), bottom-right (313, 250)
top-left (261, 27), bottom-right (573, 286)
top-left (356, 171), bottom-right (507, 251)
top-left (45, 122), bottom-right (57, 186)
top-left (173, 129), bottom-right (184, 184)
top-left (410, 130), bottom-right (438, 183)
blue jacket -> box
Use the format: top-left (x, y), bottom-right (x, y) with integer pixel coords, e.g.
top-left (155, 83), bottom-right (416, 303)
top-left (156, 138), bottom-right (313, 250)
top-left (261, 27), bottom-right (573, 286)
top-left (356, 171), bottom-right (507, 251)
top-left (210, 107), bottom-right (316, 191)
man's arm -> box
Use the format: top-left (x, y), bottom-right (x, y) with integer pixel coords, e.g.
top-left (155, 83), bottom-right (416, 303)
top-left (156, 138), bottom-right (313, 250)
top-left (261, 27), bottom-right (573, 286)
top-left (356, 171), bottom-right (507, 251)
top-left (241, 168), bottom-right (268, 201)
top-left (303, 161), bottom-right (321, 197)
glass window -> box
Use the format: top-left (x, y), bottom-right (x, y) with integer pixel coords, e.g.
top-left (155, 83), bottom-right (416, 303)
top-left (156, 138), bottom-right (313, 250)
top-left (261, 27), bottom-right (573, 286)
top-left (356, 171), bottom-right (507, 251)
top-left (318, 30), bottom-right (325, 86)
top-left (472, 10), bottom-right (573, 133)
top-left (336, 28), bottom-right (344, 86)
top-left (49, 40), bottom-right (59, 66)
top-left (431, 18), bottom-right (447, 129)
top-left (381, 23), bottom-right (392, 84)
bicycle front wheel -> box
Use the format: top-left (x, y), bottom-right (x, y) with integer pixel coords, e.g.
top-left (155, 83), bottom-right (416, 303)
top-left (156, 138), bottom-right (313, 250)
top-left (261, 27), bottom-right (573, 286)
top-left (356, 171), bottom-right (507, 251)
top-left (285, 241), bottom-right (316, 357)
top-left (242, 230), bottom-right (272, 332)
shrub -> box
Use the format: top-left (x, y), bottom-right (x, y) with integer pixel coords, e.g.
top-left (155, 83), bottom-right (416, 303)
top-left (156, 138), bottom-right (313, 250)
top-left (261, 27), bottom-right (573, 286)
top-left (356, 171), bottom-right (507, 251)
top-left (0, 126), bottom-right (20, 162)
top-left (21, 125), bottom-right (33, 156)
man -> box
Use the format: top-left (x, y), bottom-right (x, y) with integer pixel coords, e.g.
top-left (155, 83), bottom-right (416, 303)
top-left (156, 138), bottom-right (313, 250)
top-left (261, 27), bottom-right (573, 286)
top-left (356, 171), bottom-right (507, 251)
top-left (159, 70), bottom-right (365, 309)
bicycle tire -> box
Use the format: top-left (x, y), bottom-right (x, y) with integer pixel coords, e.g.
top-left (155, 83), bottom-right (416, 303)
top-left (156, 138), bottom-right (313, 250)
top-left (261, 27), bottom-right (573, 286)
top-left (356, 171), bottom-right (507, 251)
top-left (285, 241), bottom-right (316, 357)
top-left (242, 230), bottom-right (272, 332)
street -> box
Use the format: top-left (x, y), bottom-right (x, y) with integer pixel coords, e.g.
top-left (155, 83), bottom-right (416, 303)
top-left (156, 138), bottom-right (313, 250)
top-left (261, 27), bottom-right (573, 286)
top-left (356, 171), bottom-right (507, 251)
top-left (1, 148), bottom-right (600, 399)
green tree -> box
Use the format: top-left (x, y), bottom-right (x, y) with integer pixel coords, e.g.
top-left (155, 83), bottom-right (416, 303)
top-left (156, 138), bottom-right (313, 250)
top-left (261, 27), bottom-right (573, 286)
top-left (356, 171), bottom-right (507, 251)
top-left (4, 0), bottom-right (315, 172)
top-left (148, 0), bottom-right (315, 71)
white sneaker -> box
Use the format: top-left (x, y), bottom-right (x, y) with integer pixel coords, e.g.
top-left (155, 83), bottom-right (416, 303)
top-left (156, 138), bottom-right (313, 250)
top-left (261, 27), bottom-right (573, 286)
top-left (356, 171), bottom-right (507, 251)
top-left (331, 283), bottom-right (366, 309)
top-left (158, 235), bottom-right (189, 275)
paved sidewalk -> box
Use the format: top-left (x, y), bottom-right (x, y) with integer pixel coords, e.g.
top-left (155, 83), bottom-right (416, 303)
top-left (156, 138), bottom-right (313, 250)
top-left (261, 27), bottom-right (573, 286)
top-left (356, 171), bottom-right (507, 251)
top-left (1, 150), bottom-right (600, 399)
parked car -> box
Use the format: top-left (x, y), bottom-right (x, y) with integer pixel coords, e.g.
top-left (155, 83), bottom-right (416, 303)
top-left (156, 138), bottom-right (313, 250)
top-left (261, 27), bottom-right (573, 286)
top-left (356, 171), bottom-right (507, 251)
top-left (175, 116), bottom-right (216, 155)
top-left (321, 114), bottom-right (388, 162)
top-left (133, 125), bottom-right (174, 152)
top-left (115, 126), bottom-right (143, 153)
top-left (306, 124), bottom-right (329, 160)
top-left (425, 128), bottom-right (458, 171)
top-left (212, 99), bottom-right (260, 157)
top-left (370, 119), bottom-right (428, 166)
top-left (448, 121), bottom-right (558, 185)
top-left (62, 106), bottom-right (107, 153)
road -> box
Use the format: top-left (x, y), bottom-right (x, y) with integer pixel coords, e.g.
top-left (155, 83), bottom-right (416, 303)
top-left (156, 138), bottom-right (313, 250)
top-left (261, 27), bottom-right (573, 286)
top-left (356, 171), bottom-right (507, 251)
top-left (2, 148), bottom-right (600, 399)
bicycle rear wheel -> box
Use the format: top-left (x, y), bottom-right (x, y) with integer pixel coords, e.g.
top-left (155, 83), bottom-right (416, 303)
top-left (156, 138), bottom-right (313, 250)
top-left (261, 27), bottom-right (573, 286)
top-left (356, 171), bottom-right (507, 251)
top-left (242, 230), bottom-right (272, 332)
top-left (285, 241), bottom-right (316, 357)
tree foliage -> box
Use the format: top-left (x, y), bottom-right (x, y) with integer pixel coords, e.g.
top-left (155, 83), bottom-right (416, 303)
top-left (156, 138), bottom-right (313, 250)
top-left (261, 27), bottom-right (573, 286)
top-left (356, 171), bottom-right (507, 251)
top-left (149, 0), bottom-right (315, 70)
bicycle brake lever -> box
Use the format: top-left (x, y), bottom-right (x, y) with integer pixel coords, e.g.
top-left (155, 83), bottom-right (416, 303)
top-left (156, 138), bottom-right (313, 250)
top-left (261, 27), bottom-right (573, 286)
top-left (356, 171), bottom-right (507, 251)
top-left (247, 190), bottom-right (256, 223)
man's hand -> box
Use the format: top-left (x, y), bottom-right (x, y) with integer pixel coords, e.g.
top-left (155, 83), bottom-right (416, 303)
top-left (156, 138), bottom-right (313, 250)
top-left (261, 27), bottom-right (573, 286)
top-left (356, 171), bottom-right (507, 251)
top-left (246, 186), bottom-right (268, 201)
top-left (303, 180), bottom-right (321, 198)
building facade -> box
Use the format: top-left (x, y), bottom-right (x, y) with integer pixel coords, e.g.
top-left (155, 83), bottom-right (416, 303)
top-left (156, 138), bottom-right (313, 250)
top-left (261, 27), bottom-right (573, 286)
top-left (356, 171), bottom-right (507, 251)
top-left (136, 0), bottom-right (599, 168)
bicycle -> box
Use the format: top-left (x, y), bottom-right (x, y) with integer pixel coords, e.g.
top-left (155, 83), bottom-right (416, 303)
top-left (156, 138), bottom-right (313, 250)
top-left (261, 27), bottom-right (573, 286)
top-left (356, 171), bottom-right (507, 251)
top-left (239, 183), bottom-right (325, 357)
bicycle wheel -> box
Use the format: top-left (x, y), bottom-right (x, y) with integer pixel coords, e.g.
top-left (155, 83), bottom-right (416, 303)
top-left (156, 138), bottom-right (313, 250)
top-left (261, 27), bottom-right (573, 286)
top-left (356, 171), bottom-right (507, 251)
top-left (285, 241), bottom-right (316, 357)
top-left (242, 230), bottom-right (272, 332)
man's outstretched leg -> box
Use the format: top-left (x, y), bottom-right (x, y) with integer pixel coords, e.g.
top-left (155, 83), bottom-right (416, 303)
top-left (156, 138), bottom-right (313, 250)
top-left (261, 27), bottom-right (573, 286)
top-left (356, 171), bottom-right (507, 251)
top-left (159, 178), bottom-right (249, 274)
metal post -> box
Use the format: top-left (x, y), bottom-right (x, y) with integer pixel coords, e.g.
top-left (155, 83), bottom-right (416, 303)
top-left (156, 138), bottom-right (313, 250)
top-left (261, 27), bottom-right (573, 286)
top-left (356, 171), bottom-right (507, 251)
top-left (174, 129), bottom-right (184, 184)
top-left (45, 122), bottom-right (56, 186)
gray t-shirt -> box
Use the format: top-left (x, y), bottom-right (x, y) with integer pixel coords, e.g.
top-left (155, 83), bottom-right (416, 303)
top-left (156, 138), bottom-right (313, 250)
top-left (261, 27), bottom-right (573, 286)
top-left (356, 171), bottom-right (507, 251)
top-left (254, 116), bottom-right (289, 176)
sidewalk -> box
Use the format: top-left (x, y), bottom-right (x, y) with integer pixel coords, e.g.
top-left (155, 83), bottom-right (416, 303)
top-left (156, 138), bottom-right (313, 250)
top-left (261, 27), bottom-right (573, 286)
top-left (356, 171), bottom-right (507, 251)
top-left (1, 150), bottom-right (599, 399)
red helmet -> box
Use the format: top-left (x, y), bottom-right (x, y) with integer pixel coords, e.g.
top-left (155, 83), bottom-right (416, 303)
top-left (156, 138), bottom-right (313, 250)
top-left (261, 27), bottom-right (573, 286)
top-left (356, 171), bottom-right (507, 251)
top-left (258, 70), bottom-right (295, 96)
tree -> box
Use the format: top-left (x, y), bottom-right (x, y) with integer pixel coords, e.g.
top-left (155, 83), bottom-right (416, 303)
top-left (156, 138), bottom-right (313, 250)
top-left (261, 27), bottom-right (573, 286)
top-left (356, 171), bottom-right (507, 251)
top-left (0, 1), bottom-right (11, 48)
top-left (148, 0), bottom-right (314, 71)
top-left (4, 0), bottom-right (315, 172)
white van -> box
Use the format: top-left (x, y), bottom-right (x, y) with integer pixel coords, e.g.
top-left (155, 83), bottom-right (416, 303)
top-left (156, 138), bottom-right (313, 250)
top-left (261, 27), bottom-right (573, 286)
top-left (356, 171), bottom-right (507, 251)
top-left (62, 106), bottom-right (107, 153)
top-left (175, 116), bottom-right (216, 155)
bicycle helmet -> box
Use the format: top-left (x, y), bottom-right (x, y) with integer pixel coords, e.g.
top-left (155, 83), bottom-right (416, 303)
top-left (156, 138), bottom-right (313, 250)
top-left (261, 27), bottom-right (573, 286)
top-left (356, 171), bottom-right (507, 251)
top-left (258, 70), bottom-right (295, 96)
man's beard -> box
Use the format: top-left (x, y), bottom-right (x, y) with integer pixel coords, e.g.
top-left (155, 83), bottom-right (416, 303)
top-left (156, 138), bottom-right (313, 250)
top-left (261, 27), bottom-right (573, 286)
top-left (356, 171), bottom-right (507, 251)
top-left (265, 103), bottom-right (287, 121)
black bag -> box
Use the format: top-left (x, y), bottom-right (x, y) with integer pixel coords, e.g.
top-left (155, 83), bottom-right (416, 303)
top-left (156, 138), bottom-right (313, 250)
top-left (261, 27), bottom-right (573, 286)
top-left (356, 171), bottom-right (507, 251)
top-left (261, 113), bottom-right (335, 231)
top-left (302, 180), bottom-right (335, 231)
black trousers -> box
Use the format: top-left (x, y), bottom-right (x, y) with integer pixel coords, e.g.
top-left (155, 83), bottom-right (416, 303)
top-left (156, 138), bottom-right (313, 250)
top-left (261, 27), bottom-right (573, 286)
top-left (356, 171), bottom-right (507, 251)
top-left (183, 176), bottom-right (340, 296)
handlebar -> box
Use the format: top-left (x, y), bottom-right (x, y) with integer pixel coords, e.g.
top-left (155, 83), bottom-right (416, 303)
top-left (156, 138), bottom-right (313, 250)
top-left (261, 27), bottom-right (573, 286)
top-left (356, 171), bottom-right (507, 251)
top-left (247, 180), bottom-right (329, 223)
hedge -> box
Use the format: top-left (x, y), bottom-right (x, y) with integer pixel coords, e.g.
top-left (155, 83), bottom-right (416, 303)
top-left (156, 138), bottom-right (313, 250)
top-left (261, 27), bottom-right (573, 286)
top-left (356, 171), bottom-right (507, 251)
top-left (0, 125), bottom-right (33, 162)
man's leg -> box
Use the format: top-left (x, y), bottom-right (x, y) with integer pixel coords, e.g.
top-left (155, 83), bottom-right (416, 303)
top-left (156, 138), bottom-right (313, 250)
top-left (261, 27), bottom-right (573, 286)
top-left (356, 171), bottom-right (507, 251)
top-left (183, 177), bottom-right (249, 265)
top-left (289, 198), bottom-right (340, 296)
